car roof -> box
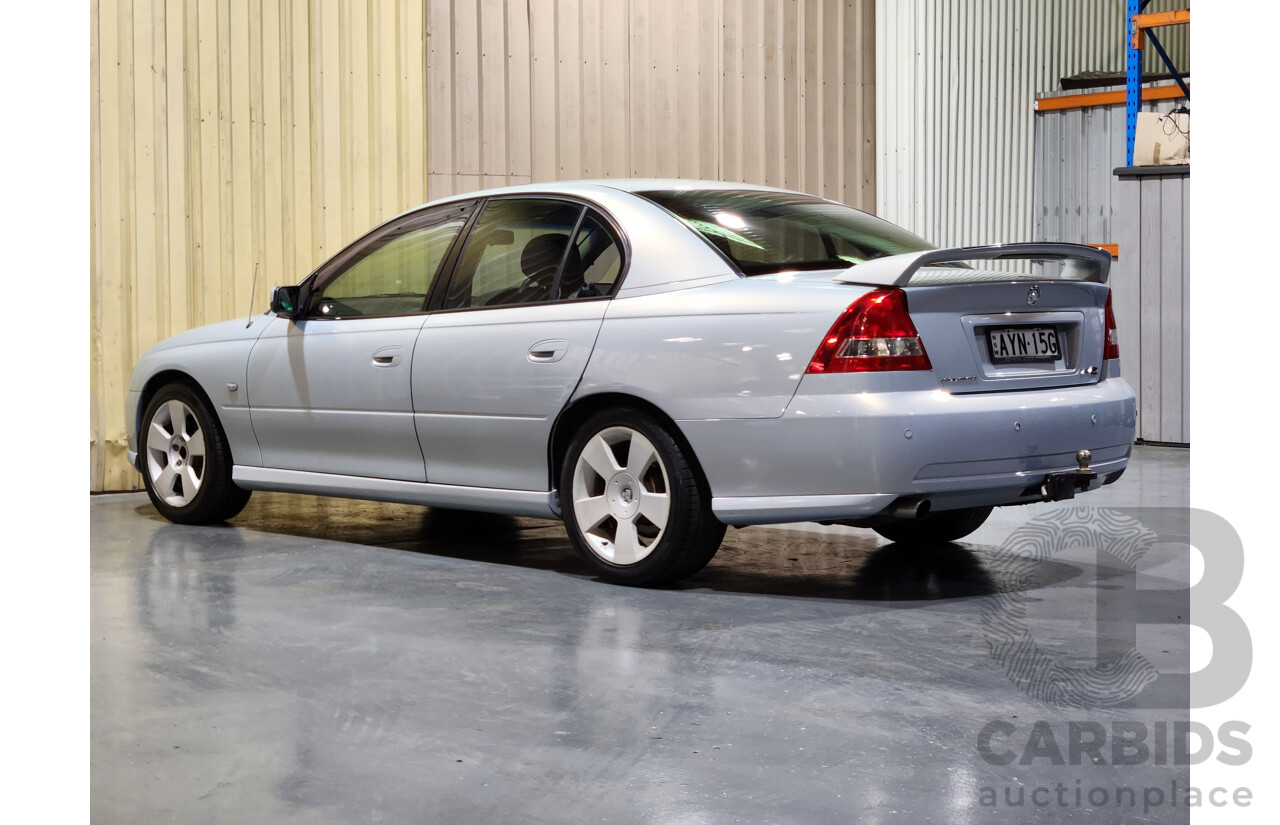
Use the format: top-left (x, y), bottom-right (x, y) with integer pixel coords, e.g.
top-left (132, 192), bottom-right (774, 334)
top-left (586, 178), bottom-right (802, 195)
top-left (403, 178), bottom-right (807, 214)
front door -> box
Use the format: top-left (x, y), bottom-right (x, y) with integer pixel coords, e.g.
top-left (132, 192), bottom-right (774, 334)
top-left (247, 201), bottom-right (474, 481)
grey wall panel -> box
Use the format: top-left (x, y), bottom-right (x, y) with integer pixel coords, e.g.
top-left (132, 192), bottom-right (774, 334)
top-left (1177, 177), bottom-right (1187, 440)
top-left (1035, 92), bottom-right (1190, 444)
top-left (1033, 87), bottom-right (1171, 249)
top-left (1112, 176), bottom-right (1143, 433)
top-left (1139, 176), bottom-right (1163, 439)
top-left (1109, 171), bottom-right (1190, 443)
top-left (1159, 176), bottom-right (1184, 441)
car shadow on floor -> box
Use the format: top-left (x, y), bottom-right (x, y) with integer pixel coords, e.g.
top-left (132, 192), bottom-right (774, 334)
top-left (135, 492), bottom-right (1082, 603)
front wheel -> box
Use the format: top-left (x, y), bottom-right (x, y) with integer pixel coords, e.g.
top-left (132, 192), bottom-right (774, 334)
top-left (140, 382), bottom-right (251, 524)
top-left (561, 409), bottom-right (725, 586)
top-left (872, 505), bottom-right (992, 545)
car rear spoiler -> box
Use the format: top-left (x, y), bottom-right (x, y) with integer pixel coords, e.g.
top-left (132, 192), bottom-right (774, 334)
top-left (831, 242), bottom-right (1111, 287)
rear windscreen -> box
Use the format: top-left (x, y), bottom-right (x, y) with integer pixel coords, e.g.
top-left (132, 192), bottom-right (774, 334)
top-left (637, 189), bottom-right (936, 276)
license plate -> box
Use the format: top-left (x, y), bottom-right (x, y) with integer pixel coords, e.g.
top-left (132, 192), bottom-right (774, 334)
top-left (988, 327), bottom-right (1060, 363)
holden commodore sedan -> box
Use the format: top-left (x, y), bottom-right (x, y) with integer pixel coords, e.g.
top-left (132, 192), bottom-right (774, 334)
top-left (126, 180), bottom-right (1136, 585)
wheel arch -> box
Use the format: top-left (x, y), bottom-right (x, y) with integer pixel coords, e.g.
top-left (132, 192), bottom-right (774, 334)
top-left (548, 392), bottom-right (711, 506)
top-left (136, 370), bottom-right (225, 458)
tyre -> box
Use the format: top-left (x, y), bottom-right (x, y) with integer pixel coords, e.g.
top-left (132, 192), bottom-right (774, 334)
top-left (140, 382), bottom-right (251, 524)
top-left (872, 505), bottom-right (992, 545)
top-left (560, 408), bottom-right (725, 586)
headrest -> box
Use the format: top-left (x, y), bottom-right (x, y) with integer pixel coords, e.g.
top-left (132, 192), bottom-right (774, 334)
top-left (521, 233), bottom-right (579, 277)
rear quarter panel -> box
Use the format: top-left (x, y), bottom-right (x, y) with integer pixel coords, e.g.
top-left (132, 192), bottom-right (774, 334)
top-left (578, 277), bottom-right (866, 419)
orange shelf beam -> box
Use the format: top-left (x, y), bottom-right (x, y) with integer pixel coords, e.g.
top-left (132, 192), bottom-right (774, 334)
top-left (1131, 9), bottom-right (1190, 49)
top-left (1034, 82), bottom-right (1188, 112)
top-left (1091, 244), bottom-right (1119, 259)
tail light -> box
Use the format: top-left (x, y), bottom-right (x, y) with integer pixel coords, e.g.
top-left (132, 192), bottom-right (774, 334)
top-left (806, 287), bottom-right (932, 373)
top-left (1103, 291), bottom-right (1120, 360)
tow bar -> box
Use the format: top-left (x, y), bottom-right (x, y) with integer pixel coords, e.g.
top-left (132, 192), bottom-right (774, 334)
top-left (1040, 449), bottom-right (1098, 502)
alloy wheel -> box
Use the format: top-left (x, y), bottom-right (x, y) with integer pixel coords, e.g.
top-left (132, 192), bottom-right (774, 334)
top-left (571, 426), bottom-right (671, 565)
top-left (145, 399), bottom-right (206, 507)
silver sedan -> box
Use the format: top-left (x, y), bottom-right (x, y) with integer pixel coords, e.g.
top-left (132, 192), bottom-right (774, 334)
top-left (127, 180), bottom-right (1136, 585)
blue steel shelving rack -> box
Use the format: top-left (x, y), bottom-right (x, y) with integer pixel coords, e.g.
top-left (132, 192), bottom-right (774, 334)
top-left (1125, 2), bottom-right (1191, 167)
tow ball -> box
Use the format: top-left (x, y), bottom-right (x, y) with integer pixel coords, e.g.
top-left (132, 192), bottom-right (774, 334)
top-left (1040, 449), bottom-right (1098, 502)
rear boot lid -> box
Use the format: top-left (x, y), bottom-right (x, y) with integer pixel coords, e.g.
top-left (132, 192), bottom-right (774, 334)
top-left (834, 244), bottom-right (1114, 393)
top-left (907, 278), bottom-right (1110, 392)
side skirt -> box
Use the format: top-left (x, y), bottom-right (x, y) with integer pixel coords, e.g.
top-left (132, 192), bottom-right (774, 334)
top-left (232, 466), bottom-right (559, 519)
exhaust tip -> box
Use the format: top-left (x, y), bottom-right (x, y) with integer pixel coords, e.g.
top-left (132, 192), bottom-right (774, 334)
top-left (889, 497), bottom-right (931, 520)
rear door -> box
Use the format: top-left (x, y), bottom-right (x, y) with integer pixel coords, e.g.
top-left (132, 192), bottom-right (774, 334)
top-left (246, 201), bottom-right (473, 480)
top-left (412, 198), bottom-right (624, 490)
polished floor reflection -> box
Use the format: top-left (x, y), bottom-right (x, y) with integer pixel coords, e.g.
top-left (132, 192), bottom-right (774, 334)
top-left (92, 446), bottom-right (1191, 824)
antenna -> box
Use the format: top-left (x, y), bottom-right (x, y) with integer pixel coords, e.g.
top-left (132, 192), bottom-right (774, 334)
top-left (245, 262), bottom-right (259, 328)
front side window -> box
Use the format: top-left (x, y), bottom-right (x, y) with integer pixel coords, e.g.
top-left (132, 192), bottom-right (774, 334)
top-left (444, 199), bottom-right (588, 309)
top-left (637, 189), bottom-right (935, 277)
top-left (312, 205), bottom-right (471, 318)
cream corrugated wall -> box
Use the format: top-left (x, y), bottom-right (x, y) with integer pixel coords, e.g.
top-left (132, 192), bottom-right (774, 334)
top-left (875, 0), bottom-right (1189, 248)
top-left (90, 0), bottom-right (876, 491)
top-left (422, 0), bottom-right (875, 203)
top-left (91, 0), bottom-right (436, 491)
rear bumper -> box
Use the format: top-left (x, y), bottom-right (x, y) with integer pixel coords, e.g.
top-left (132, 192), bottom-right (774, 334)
top-left (712, 493), bottom-right (900, 525)
top-left (682, 376), bottom-right (1137, 526)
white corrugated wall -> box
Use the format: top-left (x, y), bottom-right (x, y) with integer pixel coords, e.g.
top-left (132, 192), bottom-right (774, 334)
top-left (876, 0), bottom-right (1190, 247)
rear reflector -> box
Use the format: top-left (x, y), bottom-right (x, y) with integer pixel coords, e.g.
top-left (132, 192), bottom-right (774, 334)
top-left (1103, 291), bottom-right (1120, 360)
top-left (806, 287), bottom-right (932, 373)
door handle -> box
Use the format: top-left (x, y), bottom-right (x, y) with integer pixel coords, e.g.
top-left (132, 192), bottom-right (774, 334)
top-left (372, 346), bottom-right (404, 367)
top-left (528, 339), bottom-right (569, 363)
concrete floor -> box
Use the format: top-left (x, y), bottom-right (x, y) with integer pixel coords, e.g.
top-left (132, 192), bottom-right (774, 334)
top-left (92, 446), bottom-right (1190, 824)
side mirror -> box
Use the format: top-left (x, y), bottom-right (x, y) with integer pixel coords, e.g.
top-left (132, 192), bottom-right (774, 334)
top-left (270, 285), bottom-right (302, 319)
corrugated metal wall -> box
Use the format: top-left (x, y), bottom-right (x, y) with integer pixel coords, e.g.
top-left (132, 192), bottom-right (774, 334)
top-left (1032, 94), bottom-right (1190, 443)
top-left (1032, 89), bottom-right (1169, 254)
top-left (422, 0), bottom-right (875, 204)
top-left (1113, 171), bottom-right (1189, 443)
top-left (1031, 87), bottom-right (1176, 269)
top-left (91, 0), bottom-right (438, 492)
top-left (875, 0), bottom-right (1189, 248)
top-left (90, 0), bottom-right (877, 491)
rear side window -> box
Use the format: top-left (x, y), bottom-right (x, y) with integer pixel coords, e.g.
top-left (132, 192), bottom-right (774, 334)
top-left (638, 189), bottom-right (935, 277)
top-left (444, 199), bottom-right (584, 309)
top-left (561, 211), bottom-right (623, 300)
top-left (443, 199), bottom-right (625, 309)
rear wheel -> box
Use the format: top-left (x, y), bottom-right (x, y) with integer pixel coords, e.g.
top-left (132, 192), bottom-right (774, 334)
top-left (561, 409), bottom-right (725, 586)
top-left (872, 505), bottom-right (992, 545)
top-left (141, 382), bottom-right (251, 524)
